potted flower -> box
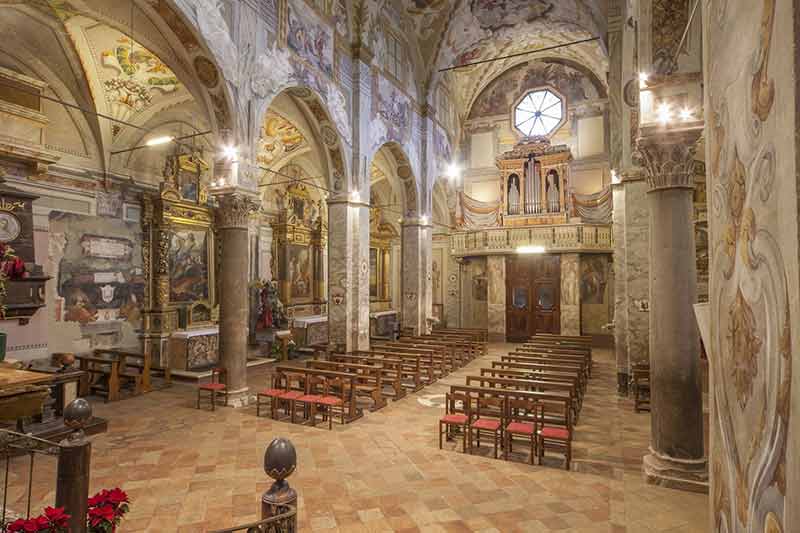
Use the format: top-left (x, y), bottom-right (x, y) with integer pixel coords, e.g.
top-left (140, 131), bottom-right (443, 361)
top-left (87, 488), bottom-right (130, 533)
top-left (0, 242), bottom-right (25, 362)
top-left (6, 506), bottom-right (70, 532)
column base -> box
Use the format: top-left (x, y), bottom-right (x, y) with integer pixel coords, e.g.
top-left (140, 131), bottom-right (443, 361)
top-left (643, 448), bottom-right (708, 493)
top-left (225, 387), bottom-right (250, 408)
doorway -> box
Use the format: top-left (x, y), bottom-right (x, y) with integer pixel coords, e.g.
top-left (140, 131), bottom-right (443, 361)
top-left (506, 254), bottom-right (561, 341)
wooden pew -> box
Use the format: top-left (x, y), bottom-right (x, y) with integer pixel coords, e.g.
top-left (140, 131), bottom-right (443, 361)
top-left (394, 337), bottom-right (463, 368)
top-left (309, 359), bottom-right (405, 400)
top-left (521, 342), bottom-right (592, 374)
top-left (372, 342), bottom-right (448, 377)
top-left (332, 352), bottom-right (424, 392)
top-left (302, 361), bottom-right (386, 411)
top-left (449, 384), bottom-right (573, 429)
top-left (465, 375), bottom-right (579, 422)
top-left (433, 327), bottom-right (488, 342)
top-left (274, 365), bottom-right (363, 421)
top-left (76, 350), bottom-right (145, 401)
top-left (426, 333), bottom-right (485, 359)
top-left (531, 333), bottom-right (592, 346)
top-left (491, 360), bottom-right (586, 394)
top-left (479, 367), bottom-right (582, 409)
top-left (508, 351), bottom-right (590, 380)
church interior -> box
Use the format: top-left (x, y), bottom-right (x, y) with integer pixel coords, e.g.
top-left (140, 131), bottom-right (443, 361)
top-left (0, 1), bottom-right (794, 532)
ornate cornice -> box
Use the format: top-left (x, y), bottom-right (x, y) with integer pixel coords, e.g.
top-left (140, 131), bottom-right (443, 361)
top-left (637, 122), bottom-right (703, 191)
top-left (214, 191), bottom-right (259, 229)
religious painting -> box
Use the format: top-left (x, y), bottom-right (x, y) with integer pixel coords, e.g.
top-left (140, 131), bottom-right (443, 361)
top-left (168, 228), bottom-right (209, 303)
top-left (581, 256), bottom-right (608, 305)
top-left (374, 76), bottom-right (411, 144)
top-left (287, 0), bottom-right (334, 76)
top-left (369, 247), bottom-right (379, 298)
top-left (49, 212), bottom-right (144, 326)
top-left (470, 0), bottom-right (554, 30)
top-left (287, 244), bottom-right (312, 300)
top-left (257, 112), bottom-right (306, 167)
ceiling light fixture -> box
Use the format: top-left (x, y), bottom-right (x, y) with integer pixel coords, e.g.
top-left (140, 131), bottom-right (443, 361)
top-left (517, 245), bottom-right (546, 254)
top-left (222, 145), bottom-right (238, 160)
top-left (145, 135), bottom-right (174, 147)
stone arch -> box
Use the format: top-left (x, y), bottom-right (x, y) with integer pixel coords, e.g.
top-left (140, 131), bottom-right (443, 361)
top-left (366, 142), bottom-right (420, 217)
top-left (254, 86), bottom-right (350, 195)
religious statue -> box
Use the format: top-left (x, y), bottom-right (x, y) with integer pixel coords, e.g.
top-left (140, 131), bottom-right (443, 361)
top-left (546, 170), bottom-right (560, 212)
top-left (254, 279), bottom-right (288, 330)
top-left (507, 174), bottom-right (520, 215)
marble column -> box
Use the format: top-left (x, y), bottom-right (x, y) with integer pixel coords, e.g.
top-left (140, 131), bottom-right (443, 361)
top-left (638, 123), bottom-right (707, 492)
top-left (401, 217), bottom-right (432, 335)
top-left (560, 253), bottom-right (581, 335)
top-left (486, 255), bottom-right (506, 342)
top-left (611, 181), bottom-right (629, 393)
top-left (214, 188), bottom-right (259, 407)
top-left (327, 196), bottom-right (370, 352)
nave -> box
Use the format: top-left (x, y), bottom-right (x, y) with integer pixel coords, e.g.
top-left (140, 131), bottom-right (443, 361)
top-left (4, 342), bottom-right (706, 532)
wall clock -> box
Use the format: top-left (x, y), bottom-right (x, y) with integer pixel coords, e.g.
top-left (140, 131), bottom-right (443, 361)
top-left (0, 211), bottom-right (21, 242)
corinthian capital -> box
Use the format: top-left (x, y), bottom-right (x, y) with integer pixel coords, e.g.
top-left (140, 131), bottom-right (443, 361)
top-left (215, 190), bottom-right (259, 229)
top-left (636, 122), bottom-right (703, 191)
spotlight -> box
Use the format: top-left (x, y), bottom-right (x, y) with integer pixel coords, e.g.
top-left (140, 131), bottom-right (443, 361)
top-left (350, 190), bottom-right (360, 202)
top-left (611, 169), bottom-right (620, 184)
top-left (445, 162), bottom-right (461, 181)
top-left (657, 103), bottom-right (672, 124)
top-left (680, 108), bottom-right (693, 121)
top-left (222, 145), bottom-right (238, 160)
top-left (517, 245), bottom-right (546, 254)
top-left (145, 135), bottom-right (174, 147)
top-left (421, 215), bottom-right (429, 225)
top-left (638, 72), bottom-right (649, 88)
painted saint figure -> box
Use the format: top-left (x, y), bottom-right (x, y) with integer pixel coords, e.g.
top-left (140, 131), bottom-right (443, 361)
top-left (546, 170), bottom-right (560, 212)
top-left (507, 174), bottom-right (520, 215)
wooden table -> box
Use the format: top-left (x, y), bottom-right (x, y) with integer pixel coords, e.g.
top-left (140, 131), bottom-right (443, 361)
top-left (0, 367), bottom-right (54, 421)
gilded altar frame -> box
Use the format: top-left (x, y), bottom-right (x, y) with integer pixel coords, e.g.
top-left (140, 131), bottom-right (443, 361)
top-left (141, 150), bottom-right (215, 367)
top-left (369, 207), bottom-right (397, 302)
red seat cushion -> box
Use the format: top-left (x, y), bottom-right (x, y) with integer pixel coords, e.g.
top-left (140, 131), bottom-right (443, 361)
top-left (506, 422), bottom-right (535, 435)
top-left (200, 383), bottom-right (226, 391)
top-left (440, 413), bottom-right (468, 424)
top-left (318, 396), bottom-right (343, 406)
top-left (258, 388), bottom-right (285, 397)
top-left (279, 391), bottom-right (303, 399)
top-left (539, 426), bottom-right (570, 440)
top-left (472, 418), bottom-right (501, 431)
top-left (297, 394), bottom-right (321, 402)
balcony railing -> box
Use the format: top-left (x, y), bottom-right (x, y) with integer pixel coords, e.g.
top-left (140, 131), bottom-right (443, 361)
top-left (450, 223), bottom-right (613, 256)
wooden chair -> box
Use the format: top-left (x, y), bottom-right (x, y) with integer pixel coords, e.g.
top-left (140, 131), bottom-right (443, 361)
top-left (278, 374), bottom-right (306, 422)
top-left (504, 399), bottom-right (540, 464)
top-left (316, 377), bottom-right (346, 430)
top-left (294, 375), bottom-right (325, 426)
top-left (632, 363), bottom-right (651, 412)
top-left (439, 392), bottom-right (470, 452)
top-left (537, 400), bottom-right (572, 470)
top-left (256, 373), bottom-right (289, 418)
top-left (469, 396), bottom-right (505, 459)
top-left (197, 368), bottom-right (228, 411)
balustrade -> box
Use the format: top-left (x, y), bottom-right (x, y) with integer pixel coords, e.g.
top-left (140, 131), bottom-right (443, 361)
top-left (450, 223), bottom-right (613, 256)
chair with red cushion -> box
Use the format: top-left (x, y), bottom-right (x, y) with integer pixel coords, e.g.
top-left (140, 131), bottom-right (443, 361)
top-left (256, 372), bottom-right (289, 418)
top-left (537, 399), bottom-right (573, 469)
top-left (197, 368), bottom-right (228, 411)
top-left (276, 373), bottom-right (306, 422)
top-left (294, 375), bottom-right (325, 426)
top-left (439, 392), bottom-right (470, 452)
top-left (504, 398), bottom-right (540, 464)
top-left (468, 396), bottom-right (505, 459)
top-left (316, 377), bottom-right (346, 430)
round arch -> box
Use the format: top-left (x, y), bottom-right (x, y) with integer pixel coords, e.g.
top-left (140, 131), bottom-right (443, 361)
top-left (366, 142), bottom-right (420, 217)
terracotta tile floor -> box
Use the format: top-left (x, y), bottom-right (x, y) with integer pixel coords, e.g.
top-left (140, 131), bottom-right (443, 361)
top-left (3, 344), bottom-right (709, 532)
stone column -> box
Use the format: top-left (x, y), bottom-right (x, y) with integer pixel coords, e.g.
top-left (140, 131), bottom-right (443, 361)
top-left (214, 188), bottom-right (259, 406)
top-left (486, 255), bottom-right (506, 342)
top-left (560, 253), bottom-right (581, 335)
top-left (611, 181), bottom-right (628, 392)
top-left (328, 196), bottom-right (370, 352)
top-left (638, 123), bottom-right (707, 491)
top-left (401, 217), bottom-right (431, 335)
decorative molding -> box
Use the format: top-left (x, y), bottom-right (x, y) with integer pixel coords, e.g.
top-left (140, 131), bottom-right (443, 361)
top-left (637, 123), bottom-right (703, 191)
top-left (214, 191), bottom-right (259, 229)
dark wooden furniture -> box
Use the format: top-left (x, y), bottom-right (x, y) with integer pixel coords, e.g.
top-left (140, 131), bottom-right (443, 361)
top-left (469, 396), bottom-right (505, 459)
top-left (632, 363), bottom-right (651, 412)
top-left (504, 398), bottom-right (540, 464)
top-left (197, 367), bottom-right (227, 410)
top-left (439, 392), bottom-right (470, 453)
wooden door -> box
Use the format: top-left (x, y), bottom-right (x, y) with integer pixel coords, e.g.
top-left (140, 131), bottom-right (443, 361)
top-left (505, 254), bottom-right (561, 341)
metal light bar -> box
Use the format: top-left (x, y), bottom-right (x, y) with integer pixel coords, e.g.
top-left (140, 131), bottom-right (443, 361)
top-left (438, 37), bottom-right (601, 73)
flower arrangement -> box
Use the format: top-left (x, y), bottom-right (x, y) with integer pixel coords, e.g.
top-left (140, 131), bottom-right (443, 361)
top-left (0, 242), bottom-right (26, 318)
top-left (6, 506), bottom-right (70, 533)
top-left (87, 488), bottom-right (130, 533)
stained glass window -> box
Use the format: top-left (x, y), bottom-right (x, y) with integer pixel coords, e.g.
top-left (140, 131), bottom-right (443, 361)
top-left (514, 89), bottom-right (564, 137)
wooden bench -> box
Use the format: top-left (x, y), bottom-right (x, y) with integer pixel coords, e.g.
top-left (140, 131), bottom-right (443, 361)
top-left (366, 347), bottom-right (438, 383)
top-left (433, 327), bottom-right (488, 342)
top-left (491, 361), bottom-right (586, 394)
top-left (465, 375), bottom-right (579, 422)
top-left (76, 351), bottom-right (143, 402)
top-left (479, 367), bottom-right (582, 407)
top-left (299, 362), bottom-right (386, 411)
top-left (393, 337), bottom-right (463, 369)
top-left (372, 342), bottom-right (447, 378)
top-left (631, 363), bottom-right (651, 412)
top-left (331, 353), bottom-right (423, 392)
top-left (274, 365), bottom-right (363, 422)
top-left (309, 359), bottom-right (404, 401)
top-left (507, 352), bottom-right (589, 380)
top-left (449, 384), bottom-right (572, 429)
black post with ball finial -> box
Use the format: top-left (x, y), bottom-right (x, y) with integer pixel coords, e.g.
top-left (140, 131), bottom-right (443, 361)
top-left (55, 398), bottom-right (92, 533)
top-left (261, 437), bottom-right (297, 526)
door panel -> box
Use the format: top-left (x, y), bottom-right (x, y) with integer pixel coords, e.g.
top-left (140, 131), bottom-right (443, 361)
top-left (506, 254), bottom-right (561, 340)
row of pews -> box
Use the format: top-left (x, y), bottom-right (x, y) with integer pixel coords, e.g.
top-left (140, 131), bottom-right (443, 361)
top-left (439, 333), bottom-right (592, 470)
top-left (254, 327), bottom-right (488, 429)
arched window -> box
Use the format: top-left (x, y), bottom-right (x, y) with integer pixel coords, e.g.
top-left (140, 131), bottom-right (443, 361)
top-left (514, 89), bottom-right (565, 137)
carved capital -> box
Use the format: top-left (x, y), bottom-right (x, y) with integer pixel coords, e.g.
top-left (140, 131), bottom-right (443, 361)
top-left (637, 123), bottom-right (703, 191)
top-left (215, 191), bottom-right (259, 229)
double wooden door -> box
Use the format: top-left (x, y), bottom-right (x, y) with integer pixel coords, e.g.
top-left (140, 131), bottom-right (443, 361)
top-left (506, 254), bottom-right (561, 341)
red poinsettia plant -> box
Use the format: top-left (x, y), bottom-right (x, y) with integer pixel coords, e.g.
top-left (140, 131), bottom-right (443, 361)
top-left (86, 488), bottom-right (129, 533)
top-left (0, 242), bottom-right (26, 319)
top-left (6, 506), bottom-right (70, 533)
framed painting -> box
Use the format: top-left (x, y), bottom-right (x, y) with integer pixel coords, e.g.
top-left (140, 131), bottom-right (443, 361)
top-left (287, 243), bottom-right (313, 301)
top-left (168, 226), bottom-right (210, 304)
